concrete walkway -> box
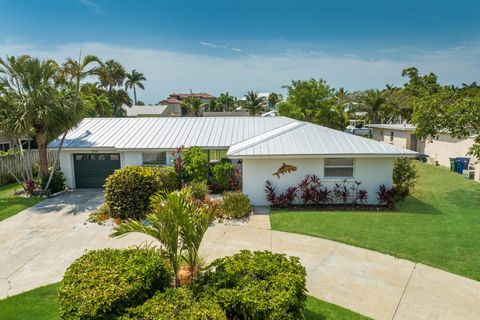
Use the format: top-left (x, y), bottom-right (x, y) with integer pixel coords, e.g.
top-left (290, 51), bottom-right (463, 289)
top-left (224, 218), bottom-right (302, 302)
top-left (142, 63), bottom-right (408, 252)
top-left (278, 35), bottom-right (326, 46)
top-left (0, 192), bottom-right (479, 320)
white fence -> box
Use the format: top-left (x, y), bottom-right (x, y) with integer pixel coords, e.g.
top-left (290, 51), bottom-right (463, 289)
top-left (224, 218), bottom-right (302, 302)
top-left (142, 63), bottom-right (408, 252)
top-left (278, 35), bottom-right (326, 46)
top-left (0, 149), bottom-right (58, 185)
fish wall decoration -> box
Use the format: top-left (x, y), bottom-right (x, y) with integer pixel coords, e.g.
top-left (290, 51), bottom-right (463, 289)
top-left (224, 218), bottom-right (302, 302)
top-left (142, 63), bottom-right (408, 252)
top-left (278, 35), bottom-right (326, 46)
top-left (272, 163), bottom-right (297, 179)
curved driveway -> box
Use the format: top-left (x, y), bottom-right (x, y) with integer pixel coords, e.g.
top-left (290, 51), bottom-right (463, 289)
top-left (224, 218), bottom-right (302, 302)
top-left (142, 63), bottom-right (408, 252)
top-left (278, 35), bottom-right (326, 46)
top-left (0, 190), bottom-right (478, 320)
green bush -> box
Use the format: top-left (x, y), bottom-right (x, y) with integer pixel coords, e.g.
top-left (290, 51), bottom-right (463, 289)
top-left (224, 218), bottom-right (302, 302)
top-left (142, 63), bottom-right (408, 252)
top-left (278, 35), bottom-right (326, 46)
top-left (104, 166), bottom-right (178, 219)
top-left (183, 180), bottom-right (209, 200)
top-left (183, 147), bottom-right (209, 182)
top-left (220, 192), bottom-right (252, 219)
top-left (197, 250), bottom-right (307, 320)
top-left (211, 162), bottom-right (236, 192)
top-left (393, 157), bottom-right (417, 197)
top-left (41, 169), bottom-right (66, 193)
top-left (120, 288), bottom-right (226, 320)
top-left (58, 248), bottom-right (172, 320)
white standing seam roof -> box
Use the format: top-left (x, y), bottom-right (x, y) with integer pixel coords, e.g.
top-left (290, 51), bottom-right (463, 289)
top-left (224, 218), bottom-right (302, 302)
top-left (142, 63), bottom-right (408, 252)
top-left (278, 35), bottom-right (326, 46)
top-left (227, 122), bottom-right (418, 157)
top-left (48, 117), bottom-right (418, 157)
top-left (48, 117), bottom-right (296, 149)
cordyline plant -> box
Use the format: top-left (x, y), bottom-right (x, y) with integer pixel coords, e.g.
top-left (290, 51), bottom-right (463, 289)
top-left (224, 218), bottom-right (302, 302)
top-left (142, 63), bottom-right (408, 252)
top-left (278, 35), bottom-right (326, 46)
top-left (110, 190), bottom-right (215, 287)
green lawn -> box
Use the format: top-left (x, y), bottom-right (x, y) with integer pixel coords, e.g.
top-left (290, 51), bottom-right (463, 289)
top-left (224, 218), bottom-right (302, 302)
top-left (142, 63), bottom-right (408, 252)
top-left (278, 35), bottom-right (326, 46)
top-left (271, 162), bottom-right (480, 281)
top-left (0, 183), bottom-right (43, 222)
top-left (0, 284), bottom-right (367, 320)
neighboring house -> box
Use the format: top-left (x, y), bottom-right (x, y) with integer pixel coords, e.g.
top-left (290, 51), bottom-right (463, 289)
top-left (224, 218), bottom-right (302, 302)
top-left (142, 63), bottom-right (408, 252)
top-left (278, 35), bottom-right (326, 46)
top-left (123, 105), bottom-right (169, 117)
top-left (0, 132), bottom-right (14, 152)
top-left (158, 93), bottom-right (217, 117)
top-left (48, 117), bottom-right (416, 205)
top-left (368, 123), bottom-right (479, 182)
top-left (204, 111), bottom-right (250, 117)
top-left (158, 97), bottom-right (182, 117)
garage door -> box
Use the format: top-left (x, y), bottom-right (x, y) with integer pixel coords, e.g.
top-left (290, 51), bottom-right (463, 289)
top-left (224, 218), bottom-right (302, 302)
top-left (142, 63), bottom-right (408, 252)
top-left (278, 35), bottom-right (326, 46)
top-left (73, 153), bottom-right (120, 188)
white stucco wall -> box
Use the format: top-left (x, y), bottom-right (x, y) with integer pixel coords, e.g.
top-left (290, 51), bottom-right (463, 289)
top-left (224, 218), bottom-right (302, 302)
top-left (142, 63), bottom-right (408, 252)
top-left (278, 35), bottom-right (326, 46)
top-left (241, 157), bottom-right (394, 206)
top-left (370, 128), bottom-right (414, 150)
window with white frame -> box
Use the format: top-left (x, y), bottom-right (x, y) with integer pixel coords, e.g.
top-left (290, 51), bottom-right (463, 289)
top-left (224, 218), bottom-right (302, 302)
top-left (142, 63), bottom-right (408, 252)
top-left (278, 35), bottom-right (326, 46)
top-left (208, 149), bottom-right (227, 162)
top-left (143, 151), bottom-right (167, 165)
top-left (324, 158), bottom-right (354, 178)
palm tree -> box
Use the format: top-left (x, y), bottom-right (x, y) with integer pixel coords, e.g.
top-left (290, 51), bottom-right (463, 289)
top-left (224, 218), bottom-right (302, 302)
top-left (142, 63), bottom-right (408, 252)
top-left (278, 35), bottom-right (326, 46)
top-left (359, 89), bottom-right (386, 123)
top-left (98, 59), bottom-right (126, 92)
top-left (217, 92), bottom-right (235, 112)
top-left (124, 69), bottom-right (146, 105)
top-left (83, 92), bottom-right (112, 117)
top-left (108, 88), bottom-right (132, 116)
top-left (0, 55), bottom-right (83, 187)
top-left (111, 190), bottom-right (215, 286)
top-left (180, 96), bottom-right (206, 117)
top-left (243, 91), bottom-right (266, 116)
top-left (268, 92), bottom-right (282, 108)
top-left (62, 55), bottom-right (102, 87)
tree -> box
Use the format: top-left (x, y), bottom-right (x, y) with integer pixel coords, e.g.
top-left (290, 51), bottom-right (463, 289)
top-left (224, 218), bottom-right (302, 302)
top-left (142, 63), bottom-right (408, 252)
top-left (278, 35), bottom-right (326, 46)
top-left (268, 92), bottom-right (282, 108)
top-left (61, 55), bottom-right (102, 86)
top-left (98, 59), bottom-right (126, 92)
top-left (401, 67), bottom-right (441, 98)
top-left (125, 69), bottom-right (146, 105)
top-left (357, 89), bottom-right (386, 123)
top-left (180, 96), bottom-right (206, 117)
top-left (216, 92), bottom-right (235, 112)
top-left (242, 91), bottom-right (266, 116)
top-left (83, 92), bottom-right (111, 117)
top-left (0, 56), bottom-right (83, 187)
top-left (107, 88), bottom-right (132, 116)
top-left (277, 78), bottom-right (345, 130)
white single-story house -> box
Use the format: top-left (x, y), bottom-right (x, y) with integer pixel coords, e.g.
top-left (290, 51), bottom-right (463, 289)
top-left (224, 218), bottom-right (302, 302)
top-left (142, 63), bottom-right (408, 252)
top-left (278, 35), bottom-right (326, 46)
top-left (367, 123), bottom-right (479, 182)
top-left (49, 117), bottom-right (416, 205)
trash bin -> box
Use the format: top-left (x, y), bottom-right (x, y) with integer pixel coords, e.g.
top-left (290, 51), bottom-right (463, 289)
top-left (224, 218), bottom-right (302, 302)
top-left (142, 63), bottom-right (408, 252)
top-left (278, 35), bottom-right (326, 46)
top-left (460, 157), bottom-right (470, 171)
top-left (455, 158), bottom-right (464, 174)
top-left (449, 157), bottom-right (457, 172)
top-left (418, 154), bottom-right (429, 162)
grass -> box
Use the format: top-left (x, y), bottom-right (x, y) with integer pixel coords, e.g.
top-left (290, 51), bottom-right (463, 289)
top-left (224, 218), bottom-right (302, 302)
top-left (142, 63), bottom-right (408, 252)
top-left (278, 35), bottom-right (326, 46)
top-left (0, 183), bottom-right (43, 222)
top-left (0, 284), bottom-right (367, 320)
top-left (271, 162), bottom-right (480, 281)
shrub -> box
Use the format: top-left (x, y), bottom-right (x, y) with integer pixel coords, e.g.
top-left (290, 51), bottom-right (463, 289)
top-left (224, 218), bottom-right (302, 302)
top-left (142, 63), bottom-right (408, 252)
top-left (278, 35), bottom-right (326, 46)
top-left (197, 250), bottom-right (307, 320)
top-left (315, 187), bottom-right (332, 205)
top-left (183, 180), bottom-right (209, 200)
top-left (333, 180), bottom-right (351, 204)
top-left (377, 184), bottom-right (397, 208)
top-left (393, 157), bottom-right (417, 197)
top-left (264, 180), bottom-right (277, 205)
top-left (276, 186), bottom-right (298, 208)
top-left (58, 248), bottom-right (172, 320)
top-left (220, 191), bottom-right (252, 219)
top-left (298, 174), bottom-right (321, 205)
top-left (356, 189), bottom-right (369, 205)
top-left (120, 288), bottom-right (226, 320)
top-left (104, 166), bottom-right (178, 219)
top-left (211, 161), bottom-right (236, 192)
top-left (183, 147), bottom-right (209, 183)
top-left (41, 169), bottom-right (66, 193)
top-left (88, 204), bottom-right (110, 224)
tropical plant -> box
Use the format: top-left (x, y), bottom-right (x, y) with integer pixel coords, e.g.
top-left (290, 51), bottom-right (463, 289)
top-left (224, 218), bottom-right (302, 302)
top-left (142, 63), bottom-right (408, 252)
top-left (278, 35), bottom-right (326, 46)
top-left (268, 92), bottom-right (282, 108)
top-left (377, 184), bottom-right (397, 208)
top-left (111, 190), bottom-right (215, 286)
top-left (98, 59), bottom-right (126, 92)
top-left (220, 191), bottom-right (252, 219)
top-left (216, 92), bottom-right (235, 112)
top-left (125, 69), bottom-right (146, 104)
top-left (182, 146), bottom-right (209, 182)
top-left (180, 96), bottom-right (206, 117)
top-left (242, 90), bottom-right (266, 116)
top-left (83, 91), bottom-right (112, 117)
top-left (211, 161), bottom-right (236, 192)
top-left (393, 157), bottom-right (417, 196)
top-left (107, 88), bottom-right (132, 116)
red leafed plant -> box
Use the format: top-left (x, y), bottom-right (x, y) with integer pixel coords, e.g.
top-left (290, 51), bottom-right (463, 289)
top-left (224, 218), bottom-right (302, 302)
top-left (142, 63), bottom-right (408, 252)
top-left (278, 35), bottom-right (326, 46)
top-left (356, 189), bottom-right (369, 205)
top-left (276, 186), bottom-right (298, 208)
top-left (264, 180), bottom-right (277, 205)
top-left (333, 180), bottom-right (351, 204)
top-left (315, 187), bottom-right (332, 205)
top-left (377, 184), bottom-right (397, 208)
top-left (298, 174), bottom-right (322, 205)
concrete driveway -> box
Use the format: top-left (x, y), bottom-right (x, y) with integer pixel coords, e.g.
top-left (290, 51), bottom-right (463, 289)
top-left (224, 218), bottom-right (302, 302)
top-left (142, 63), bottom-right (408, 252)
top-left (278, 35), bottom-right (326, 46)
top-left (0, 191), bottom-right (479, 320)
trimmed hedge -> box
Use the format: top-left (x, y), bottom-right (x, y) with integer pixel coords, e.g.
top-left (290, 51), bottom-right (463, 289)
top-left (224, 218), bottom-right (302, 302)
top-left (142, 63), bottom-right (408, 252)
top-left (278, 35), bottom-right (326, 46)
top-left (197, 250), bottom-right (307, 320)
top-left (120, 288), bottom-right (226, 320)
top-left (104, 166), bottom-right (178, 219)
top-left (58, 248), bottom-right (172, 320)
top-left (220, 192), bottom-right (252, 219)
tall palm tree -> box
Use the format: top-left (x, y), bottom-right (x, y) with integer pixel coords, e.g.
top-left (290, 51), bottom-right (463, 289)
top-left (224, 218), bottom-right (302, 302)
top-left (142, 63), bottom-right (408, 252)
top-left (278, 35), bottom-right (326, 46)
top-left (62, 55), bottom-right (102, 87)
top-left (0, 55), bottom-right (83, 185)
top-left (243, 91), bottom-right (266, 116)
top-left (180, 96), bottom-right (206, 117)
top-left (98, 59), bottom-right (126, 92)
top-left (217, 92), bottom-right (235, 112)
top-left (359, 89), bottom-right (386, 123)
top-left (124, 69), bottom-right (146, 105)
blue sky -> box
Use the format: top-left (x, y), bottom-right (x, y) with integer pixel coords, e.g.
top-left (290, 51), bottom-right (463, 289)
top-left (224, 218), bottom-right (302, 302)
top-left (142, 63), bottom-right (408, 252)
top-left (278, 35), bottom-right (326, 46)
top-left (1, 0), bottom-right (479, 103)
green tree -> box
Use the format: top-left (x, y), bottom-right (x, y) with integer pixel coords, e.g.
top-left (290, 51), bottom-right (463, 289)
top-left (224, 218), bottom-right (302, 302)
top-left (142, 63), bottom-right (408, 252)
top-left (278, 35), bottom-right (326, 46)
top-left (180, 96), bottom-right (206, 117)
top-left (277, 78), bottom-right (345, 130)
top-left (357, 89), bottom-right (386, 123)
top-left (0, 55), bottom-right (83, 187)
top-left (99, 59), bottom-right (126, 92)
top-left (182, 147), bottom-right (209, 182)
top-left (108, 88), bottom-right (132, 116)
top-left (83, 92), bottom-right (112, 117)
top-left (125, 69), bottom-right (146, 105)
top-left (401, 67), bottom-right (441, 98)
top-left (242, 91), bottom-right (266, 116)
top-left (267, 92), bottom-right (282, 108)
top-left (217, 92), bottom-right (235, 112)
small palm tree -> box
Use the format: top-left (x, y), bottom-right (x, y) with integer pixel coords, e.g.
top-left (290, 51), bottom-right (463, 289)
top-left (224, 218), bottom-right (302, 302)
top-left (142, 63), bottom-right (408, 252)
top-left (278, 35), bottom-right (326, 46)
top-left (125, 69), bottom-right (146, 105)
top-left (243, 91), bottom-right (266, 116)
top-left (180, 96), bottom-right (206, 117)
top-left (110, 190), bottom-right (215, 287)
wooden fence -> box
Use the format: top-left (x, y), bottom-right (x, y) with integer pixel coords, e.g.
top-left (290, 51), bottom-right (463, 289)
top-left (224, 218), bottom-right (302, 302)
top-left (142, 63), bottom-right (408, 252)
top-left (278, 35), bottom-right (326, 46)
top-left (0, 149), bottom-right (59, 186)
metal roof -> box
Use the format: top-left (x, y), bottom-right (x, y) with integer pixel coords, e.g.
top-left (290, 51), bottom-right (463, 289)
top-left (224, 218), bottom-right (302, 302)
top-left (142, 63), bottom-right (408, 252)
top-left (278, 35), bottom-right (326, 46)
top-left (366, 123), bottom-right (416, 131)
top-left (123, 105), bottom-right (168, 117)
top-left (48, 117), bottom-right (295, 150)
top-left (227, 122), bottom-right (418, 157)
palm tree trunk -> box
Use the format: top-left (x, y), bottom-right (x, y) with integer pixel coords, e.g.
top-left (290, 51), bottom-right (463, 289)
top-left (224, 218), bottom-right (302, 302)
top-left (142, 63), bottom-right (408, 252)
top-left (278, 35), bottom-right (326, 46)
top-left (133, 86), bottom-right (137, 105)
top-left (34, 126), bottom-right (49, 182)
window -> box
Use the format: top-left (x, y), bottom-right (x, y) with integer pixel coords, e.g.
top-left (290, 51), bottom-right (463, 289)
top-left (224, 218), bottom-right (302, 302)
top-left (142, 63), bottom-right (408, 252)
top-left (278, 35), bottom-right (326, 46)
top-left (143, 151), bottom-right (167, 165)
top-left (208, 149), bottom-right (227, 162)
top-left (0, 142), bottom-right (10, 152)
top-left (390, 131), bottom-right (394, 143)
top-left (324, 158), bottom-right (354, 178)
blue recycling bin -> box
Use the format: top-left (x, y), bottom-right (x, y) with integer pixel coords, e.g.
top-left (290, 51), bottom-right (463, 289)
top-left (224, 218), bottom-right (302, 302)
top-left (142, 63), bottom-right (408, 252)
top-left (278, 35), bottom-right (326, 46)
top-left (459, 157), bottom-right (470, 173)
top-left (455, 158), bottom-right (463, 174)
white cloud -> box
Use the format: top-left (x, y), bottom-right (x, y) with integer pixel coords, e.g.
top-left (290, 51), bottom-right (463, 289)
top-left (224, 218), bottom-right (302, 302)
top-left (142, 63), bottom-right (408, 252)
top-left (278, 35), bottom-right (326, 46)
top-left (78, 0), bottom-right (102, 13)
top-left (0, 41), bottom-right (479, 104)
top-left (200, 41), bottom-right (244, 52)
